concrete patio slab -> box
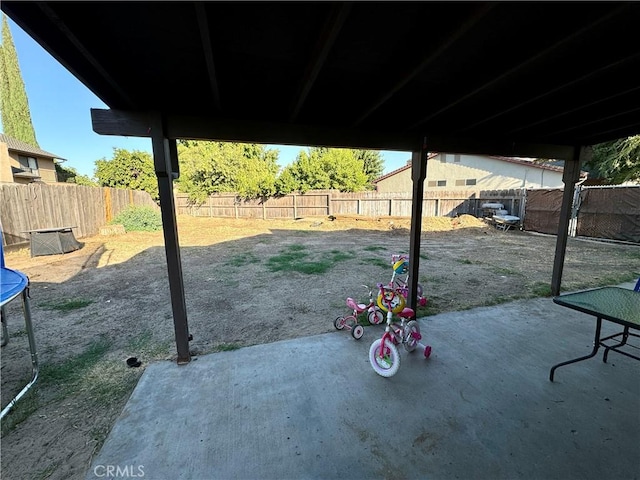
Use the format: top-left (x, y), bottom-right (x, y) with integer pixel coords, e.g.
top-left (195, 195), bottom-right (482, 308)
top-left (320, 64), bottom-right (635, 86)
top-left (86, 287), bottom-right (639, 480)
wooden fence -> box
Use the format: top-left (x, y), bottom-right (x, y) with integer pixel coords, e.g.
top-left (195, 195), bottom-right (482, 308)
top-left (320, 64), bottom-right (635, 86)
top-left (0, 183), bottom-right (158, 246)
top-left (175, 189), bottom-right (524, 220)
top-left (524, 185), bottom-right (640, 243)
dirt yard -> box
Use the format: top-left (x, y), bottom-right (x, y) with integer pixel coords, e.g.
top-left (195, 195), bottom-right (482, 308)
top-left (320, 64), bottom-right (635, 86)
top-left (1, 214), bottom-right (639, 480)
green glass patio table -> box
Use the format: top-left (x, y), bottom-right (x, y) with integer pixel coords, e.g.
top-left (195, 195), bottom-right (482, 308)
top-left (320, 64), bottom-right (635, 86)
top-left (549, 286), bottom-right (640, 382)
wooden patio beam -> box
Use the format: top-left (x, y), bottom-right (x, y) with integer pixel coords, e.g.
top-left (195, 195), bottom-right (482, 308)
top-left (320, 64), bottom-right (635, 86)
top-left (407, 137), bottom-right (428, 314)
top-left (150, 114), bottom-right (191, 364)
top-left (551, 145), bottom-right (586, 296)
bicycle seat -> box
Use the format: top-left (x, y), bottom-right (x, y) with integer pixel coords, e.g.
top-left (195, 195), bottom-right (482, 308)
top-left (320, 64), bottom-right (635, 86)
top-left (398, 307), bottom-right (415, 318)
top-left (346, 297), bottom-right (367, 313)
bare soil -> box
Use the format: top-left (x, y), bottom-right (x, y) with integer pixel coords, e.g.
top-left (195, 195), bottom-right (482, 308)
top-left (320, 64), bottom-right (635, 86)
top-left (1, 214), bottom-right (638, 480)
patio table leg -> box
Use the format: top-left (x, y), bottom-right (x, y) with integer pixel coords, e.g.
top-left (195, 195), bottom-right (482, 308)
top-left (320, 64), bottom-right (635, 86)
top-left (550, 316), bottom-right (602, 382)
top-left (602, 326), bottom-right (629, 363)
top-left (601, 327), bottom-right (640, 363)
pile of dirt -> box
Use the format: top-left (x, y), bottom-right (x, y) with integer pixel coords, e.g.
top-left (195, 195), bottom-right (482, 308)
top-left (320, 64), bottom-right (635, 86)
top-left (311, 214), bottom-right (489, 233)
top-left (451, 214), bottom-right (489, 229)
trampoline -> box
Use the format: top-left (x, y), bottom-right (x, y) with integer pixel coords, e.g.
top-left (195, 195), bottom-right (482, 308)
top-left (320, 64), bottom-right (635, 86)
top-left (1, 234), bottom-right (38, 420)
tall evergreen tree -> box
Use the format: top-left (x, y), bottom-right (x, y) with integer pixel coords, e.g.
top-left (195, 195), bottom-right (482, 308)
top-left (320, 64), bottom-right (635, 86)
top-left (353, 149), bottom-right (384, 186)
top-left (0, 15), bottom-right (39, 147)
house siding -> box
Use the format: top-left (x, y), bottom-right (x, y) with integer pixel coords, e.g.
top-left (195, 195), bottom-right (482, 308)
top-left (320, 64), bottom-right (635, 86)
top-left (375, 153), bottom-right (565, 193)
top-left (0, 143), bottom-right (13, 183)
top-left (0, 138), bottom-right (59, 184)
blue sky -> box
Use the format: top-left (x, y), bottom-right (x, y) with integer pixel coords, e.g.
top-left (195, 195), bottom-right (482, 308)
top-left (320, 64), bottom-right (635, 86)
top-left (1, 16), bottom-right (411, 179)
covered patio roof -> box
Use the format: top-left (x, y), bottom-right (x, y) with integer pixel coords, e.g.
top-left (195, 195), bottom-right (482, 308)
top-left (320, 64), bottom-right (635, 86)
top-left (3, 1), bottom-right (639, 362)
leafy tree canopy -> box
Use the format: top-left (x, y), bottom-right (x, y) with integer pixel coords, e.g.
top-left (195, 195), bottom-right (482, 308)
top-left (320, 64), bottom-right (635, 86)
top-left (586, 136), bottom-right (640, 184)
top-left (277, 147), bottom-right (370, 194)
top-left (55, 163), bottom-right (98, 186)
top-left (94, 148), bottom-right (159, 200)
top-left (176, 141), bottom-right (279, 202)
top-left (354, 149), bottom-right (384, 185)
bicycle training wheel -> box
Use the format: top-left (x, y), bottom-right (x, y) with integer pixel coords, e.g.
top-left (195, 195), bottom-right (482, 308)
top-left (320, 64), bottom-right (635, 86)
top-left (403, 320), bottom-right (421, 352)
top-left (369, 339), bottom-right (400, 377)
top-left (368, 309), bottom-right (384, 325)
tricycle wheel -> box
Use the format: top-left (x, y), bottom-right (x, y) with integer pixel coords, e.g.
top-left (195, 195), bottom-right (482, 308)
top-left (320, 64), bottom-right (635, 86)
top-left (334, 316), bottom-right (346, 330)
top-left (351, 324), bottom-right (364, 340)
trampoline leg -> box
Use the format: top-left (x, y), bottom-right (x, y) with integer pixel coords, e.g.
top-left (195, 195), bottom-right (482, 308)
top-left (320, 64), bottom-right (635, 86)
top-left (1, 306), bottom-right (7, 347)
top-left (1, 290), bottom-right (39, 420)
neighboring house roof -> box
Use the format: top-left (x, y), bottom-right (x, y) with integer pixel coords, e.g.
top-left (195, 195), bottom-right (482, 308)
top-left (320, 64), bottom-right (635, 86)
top-left (373, 153), bottom-right (438, 183)
top-left (373, 153), bottom-right (586, 183)
top-left (0, 133), bottom-right (65, 160)
top-left (373, 163), bottom-right (411, 184)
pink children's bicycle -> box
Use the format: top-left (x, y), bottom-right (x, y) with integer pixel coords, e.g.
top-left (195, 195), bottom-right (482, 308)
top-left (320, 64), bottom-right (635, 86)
top-left (369, 283), bottom-right (431, 377)
top-left (334, 285), bottom-right (384, 340)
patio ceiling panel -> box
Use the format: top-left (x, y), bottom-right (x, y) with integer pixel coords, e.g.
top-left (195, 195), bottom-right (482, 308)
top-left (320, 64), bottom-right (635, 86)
top-left (5, 1), bottom-right (639, 154)
top-left (395, 4), bottom-right (638, 145)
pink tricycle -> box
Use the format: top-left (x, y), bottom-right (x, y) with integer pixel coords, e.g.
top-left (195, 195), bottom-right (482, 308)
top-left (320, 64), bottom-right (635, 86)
top-left (369, 283), bottom-right (431, 377)
top-left (334, 285), bottom-right (384, 340)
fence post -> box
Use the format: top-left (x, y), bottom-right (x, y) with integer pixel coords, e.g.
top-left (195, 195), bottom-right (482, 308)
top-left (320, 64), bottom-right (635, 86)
top-left (104, 187), bottom-right (113, 223)
top-left (389, 198), bottom-right (393, 216)
top-left (293, 194), bottom-right (297, 219)
top-left (262, 199), bottom-right (267, 220)
top-left (357, 199), bottom-right (361, 215)
top-left (569, 184), bottom-right (582, 237)
top-left (327, 192), bottom-right (332, 216)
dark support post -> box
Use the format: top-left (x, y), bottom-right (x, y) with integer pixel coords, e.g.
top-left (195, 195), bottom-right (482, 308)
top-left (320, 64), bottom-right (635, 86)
top-left (408, 137), bottom-right (428, 314)
top-left (551, 146), bottom-right (585, 297)
top-left (151, 115), bottom-right (191, 364)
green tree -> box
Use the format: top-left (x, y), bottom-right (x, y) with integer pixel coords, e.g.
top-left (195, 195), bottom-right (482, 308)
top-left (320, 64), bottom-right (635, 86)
top-left (354, 149), bottom-right (384, 186)
top-left (0, 15), bottom-right (38, 147)
top-left (274, 167), bottom-right (298, 195)
top-left (586, 136), bottom-right (640, 184)
top-left (277, 147), bottom-right (369, 193)
top-left (176, 141), bottom-right (279, 202)
top-left (55, 163), bottom-right (98, 186)
top-left (72, 174), bottom-right (98, 187)
top-left (95, 148), bottom-right (159, 200)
